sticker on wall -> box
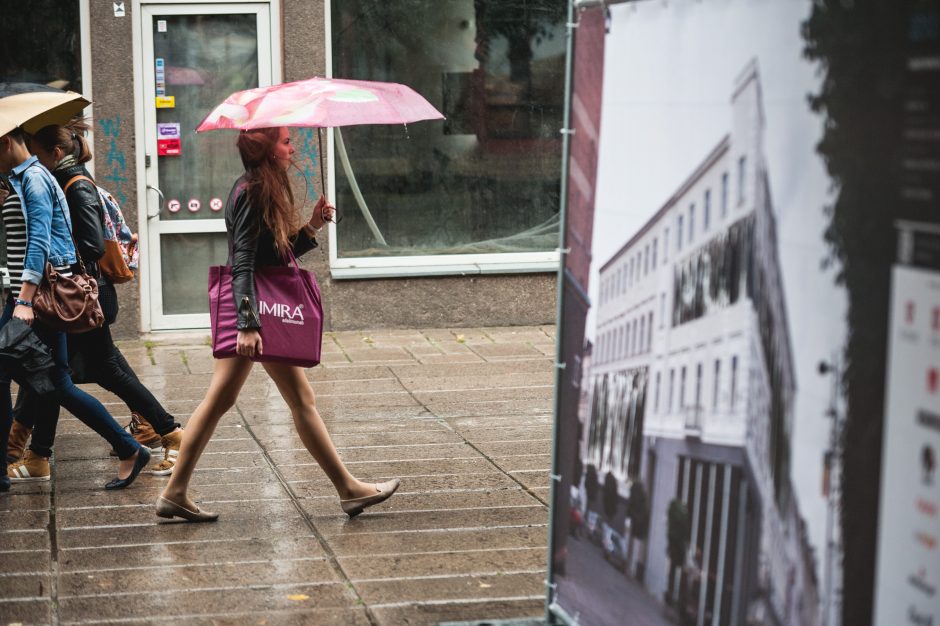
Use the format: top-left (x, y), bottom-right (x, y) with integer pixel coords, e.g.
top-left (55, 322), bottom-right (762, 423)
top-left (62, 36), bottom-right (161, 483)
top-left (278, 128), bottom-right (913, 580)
top-left (167, 199), bottom-right (181, 213)
top-left (157, 20), bottom-right (167, 33)
top-left (209, 198), bottom-right (223, 212)
top-left (155, 96), bottom-right (175, 109)
top-left (157, 138), bottom-right (181, 156)
top-left (157, 123), bottom-right (180, 139)
top-left (188, 198), bottom-right (201, 213)
top-left (113, 2), bottom-right (125, 17)
top-left (155, 58), bottom-right (165, 70)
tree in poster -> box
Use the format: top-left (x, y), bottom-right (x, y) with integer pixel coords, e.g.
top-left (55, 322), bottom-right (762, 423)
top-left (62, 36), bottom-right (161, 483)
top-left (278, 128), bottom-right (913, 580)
top-left (667, 499), bottom-right (690, 604)
top-left (802, 1), bottom-right (935, 624)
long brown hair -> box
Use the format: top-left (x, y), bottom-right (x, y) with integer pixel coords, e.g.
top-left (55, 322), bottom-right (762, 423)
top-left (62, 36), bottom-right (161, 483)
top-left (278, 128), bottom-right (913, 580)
top-left (236, 127), bottom-right (300, 251)
top-left (31, 117), bottom-right (93, 164)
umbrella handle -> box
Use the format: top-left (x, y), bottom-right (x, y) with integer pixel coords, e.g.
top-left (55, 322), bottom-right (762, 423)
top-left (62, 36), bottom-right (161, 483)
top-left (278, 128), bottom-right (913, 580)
top-left (334, 128), bottom-right (387, 247)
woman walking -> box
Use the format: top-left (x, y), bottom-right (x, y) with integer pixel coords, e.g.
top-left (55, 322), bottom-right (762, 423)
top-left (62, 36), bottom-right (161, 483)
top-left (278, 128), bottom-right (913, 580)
top-left (6, 120), bottom-right (183, 483)
top-left (0, 126), bottom-right (149, 490)
top-left (156, 127), bottom-right (398, 522)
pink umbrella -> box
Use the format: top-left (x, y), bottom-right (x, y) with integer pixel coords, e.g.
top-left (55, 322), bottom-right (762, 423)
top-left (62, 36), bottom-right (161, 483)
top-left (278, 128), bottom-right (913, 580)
top-left (195, 76), bottom-right (443, 131)
top-left (196, 77), bottom-right (443, 247)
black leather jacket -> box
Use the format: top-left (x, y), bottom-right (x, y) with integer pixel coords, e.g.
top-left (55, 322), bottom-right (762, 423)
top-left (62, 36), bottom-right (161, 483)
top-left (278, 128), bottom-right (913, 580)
top-left (50, 164), bottom-right (105, 278)
top-left (225, 175), bottom-right (318, 331)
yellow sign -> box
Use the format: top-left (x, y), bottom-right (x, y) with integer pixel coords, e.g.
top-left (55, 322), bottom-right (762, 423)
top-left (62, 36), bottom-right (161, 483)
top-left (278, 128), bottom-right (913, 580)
top-left (155, 96), bottom-right (175, 109)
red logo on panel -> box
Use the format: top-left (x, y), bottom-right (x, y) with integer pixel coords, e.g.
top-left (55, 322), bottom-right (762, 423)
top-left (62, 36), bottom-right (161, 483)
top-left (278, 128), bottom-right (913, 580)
top-left (930, 368), bottom-right (939, 395)
top-left (907, 301), bottom-right (916, 324)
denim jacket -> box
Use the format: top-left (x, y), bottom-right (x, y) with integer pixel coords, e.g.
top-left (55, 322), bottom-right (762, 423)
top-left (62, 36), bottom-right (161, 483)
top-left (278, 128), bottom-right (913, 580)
top-left (6, 156), bottom-right (77, 286)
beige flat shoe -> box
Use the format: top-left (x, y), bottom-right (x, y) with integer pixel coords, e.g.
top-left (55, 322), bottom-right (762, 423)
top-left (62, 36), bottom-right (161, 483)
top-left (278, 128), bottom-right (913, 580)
top-left (341, 479), bottom-right (401, 517)
top-left (155, 496), bottom-right (219, 523)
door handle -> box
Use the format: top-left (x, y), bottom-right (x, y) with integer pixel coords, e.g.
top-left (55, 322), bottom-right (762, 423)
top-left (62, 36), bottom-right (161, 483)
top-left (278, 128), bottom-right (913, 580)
top-left (146, 184), bottom-right (164, 219)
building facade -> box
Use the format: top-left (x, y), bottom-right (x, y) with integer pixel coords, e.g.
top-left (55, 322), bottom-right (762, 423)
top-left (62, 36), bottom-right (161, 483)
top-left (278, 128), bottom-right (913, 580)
top-left (0, 0), bottom-right (564, 337)
top-left (580, 62), bottom-right (818, 626)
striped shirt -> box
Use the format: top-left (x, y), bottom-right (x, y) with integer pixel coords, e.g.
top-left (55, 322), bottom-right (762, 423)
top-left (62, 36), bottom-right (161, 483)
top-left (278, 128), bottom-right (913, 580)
top-left (2, 191), bottom-right (26, 298)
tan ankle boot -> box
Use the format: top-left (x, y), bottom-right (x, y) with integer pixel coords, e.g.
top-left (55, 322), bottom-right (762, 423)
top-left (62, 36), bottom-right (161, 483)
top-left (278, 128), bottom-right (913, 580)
top-left (7, 421), bottom-right (32, 463)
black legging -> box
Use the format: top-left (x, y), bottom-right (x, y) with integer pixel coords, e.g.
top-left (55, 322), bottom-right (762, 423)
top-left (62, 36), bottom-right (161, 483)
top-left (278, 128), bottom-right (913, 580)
top-left (15, 322), bottom-right (179, 458)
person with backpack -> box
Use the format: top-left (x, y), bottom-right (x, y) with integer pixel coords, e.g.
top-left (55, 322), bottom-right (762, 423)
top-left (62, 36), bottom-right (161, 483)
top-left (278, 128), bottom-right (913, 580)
top-left (5, 119), bottom-right (183, 483)
top-left (0, 124), bottom-right (149, 489)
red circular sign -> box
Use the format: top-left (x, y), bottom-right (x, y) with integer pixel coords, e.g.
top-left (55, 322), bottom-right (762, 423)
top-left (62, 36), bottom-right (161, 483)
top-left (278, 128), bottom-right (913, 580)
top-left (188, 198), bottom-right (201, 212)
top-left (210, 198), bottom-right (223, 212)
top-left (167, 199), bottom-right (181, 213)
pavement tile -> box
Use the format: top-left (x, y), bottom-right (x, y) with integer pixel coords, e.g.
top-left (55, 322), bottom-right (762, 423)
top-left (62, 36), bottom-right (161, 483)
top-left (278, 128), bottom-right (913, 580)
top-left (0, 550), bottom-right (53, 574)
top-left (370, 598), bottom-right (544, 626)
top-left (0, 494), bottom-right (51, 512)
top-left (488, 454), bottom-right (552, 472)
top-left (57, 511), bottom-right (312, 549)
top-left (0, 573), bottom-right (51, 600)
top-left (57, 582), bottom-right (358, 621)
top-left (278, 457), bottom-right (493, 483)
top-left (412, 353), bottom-right (485, 364)
top-left (327, 525), bottom-right (549, 557)
top-left (57, 558), bottom-right (338, 597)
top-left (0, 599), bottom-right (52, 625)
top-left (0, 530), bottom-right (50, 551)
top-left (468, 343), bottom-right (546, 359)
top-left (0, 509), bottom-right (49, 530)
top-left (288, 471), bottom-right (521, 498)
top-left (58, 536), bottom-right (324, 572)
top-left (354, 571), bottom-right (543, 604)
top-left (311, 506), bottom-right (548, 537)
top-left (123, 608), bottom-right (372, 626)
top-left (339, 546), bottom-right (546, 580)
top-left (302, 488), bottom-right (541, 514)
top-left (469, 440), bottom-right (553, 458)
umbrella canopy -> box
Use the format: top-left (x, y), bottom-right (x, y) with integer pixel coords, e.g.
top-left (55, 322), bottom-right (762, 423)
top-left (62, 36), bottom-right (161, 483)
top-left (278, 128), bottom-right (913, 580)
top-left (0, 111), bottom-right (20, 138)
top-left (196, 76), bottom-right (443, 132)
top-left (0, 91), bottom-right (90, 134)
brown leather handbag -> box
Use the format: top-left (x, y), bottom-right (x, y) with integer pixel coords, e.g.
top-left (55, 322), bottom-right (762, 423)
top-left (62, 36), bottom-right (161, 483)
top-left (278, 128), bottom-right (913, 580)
top-left (33, 183), bottom-right (105, 334)
top-left (34, 260), bottom-right (104, 334)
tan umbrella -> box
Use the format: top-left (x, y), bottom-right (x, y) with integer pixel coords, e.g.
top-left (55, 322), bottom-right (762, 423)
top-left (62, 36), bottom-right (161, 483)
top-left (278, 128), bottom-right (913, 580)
top-left (0, 91), bottom-right (90, 134)
top-left (0, 110), bottom-right (19, 138)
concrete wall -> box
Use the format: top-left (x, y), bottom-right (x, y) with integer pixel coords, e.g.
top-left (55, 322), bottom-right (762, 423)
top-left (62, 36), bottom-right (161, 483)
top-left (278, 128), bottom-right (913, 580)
top-left (89, 1), bottom-right (139, 339)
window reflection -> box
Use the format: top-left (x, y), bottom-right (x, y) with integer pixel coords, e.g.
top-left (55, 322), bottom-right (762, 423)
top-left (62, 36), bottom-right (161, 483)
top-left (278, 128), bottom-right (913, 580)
top-left (331, 0), bottom-right (565, 259)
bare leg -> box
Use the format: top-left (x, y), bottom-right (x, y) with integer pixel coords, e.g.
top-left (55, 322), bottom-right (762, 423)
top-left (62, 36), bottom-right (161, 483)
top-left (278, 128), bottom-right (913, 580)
top-left (160, 357), bottom-right (254, 509)
top-left (261, 362), bottom-right (377, 500)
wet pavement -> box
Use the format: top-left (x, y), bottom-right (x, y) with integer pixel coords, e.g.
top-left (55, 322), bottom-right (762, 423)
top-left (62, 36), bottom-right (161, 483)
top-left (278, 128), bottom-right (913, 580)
top-left (0, 326), bottom-right (555, 625)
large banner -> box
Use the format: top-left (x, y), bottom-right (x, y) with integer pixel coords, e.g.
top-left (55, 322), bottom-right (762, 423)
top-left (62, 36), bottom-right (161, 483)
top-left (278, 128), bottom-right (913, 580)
top-left (548, 2), bottom-right (940, 626)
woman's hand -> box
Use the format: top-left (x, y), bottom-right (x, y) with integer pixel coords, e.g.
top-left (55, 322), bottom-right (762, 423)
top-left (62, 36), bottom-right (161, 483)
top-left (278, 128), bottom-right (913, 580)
top-left (12, 304), bottom-right (34, 326)
top-left (236, 329), bottom-right (263, 358)
top-left (308, 195), bottom-right (335, 230)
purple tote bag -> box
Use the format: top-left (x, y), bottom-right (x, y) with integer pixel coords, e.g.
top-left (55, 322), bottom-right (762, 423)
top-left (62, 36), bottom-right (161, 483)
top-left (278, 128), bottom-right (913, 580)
top-left (209, 255), bottom-right (323, 367)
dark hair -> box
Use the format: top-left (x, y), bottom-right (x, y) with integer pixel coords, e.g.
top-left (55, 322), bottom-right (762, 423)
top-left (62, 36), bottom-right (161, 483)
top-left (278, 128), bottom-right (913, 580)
top-left (31, 118), bottom-right (92, 164)
top-left (2, 127), bottom-right (26, 144)
top-left (235, 127), bottom-right (299, 251)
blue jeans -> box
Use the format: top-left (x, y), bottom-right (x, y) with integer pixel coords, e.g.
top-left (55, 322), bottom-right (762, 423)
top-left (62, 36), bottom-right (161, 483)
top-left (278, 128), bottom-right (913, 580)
top-left (0, 299), bottom-right (139, 462)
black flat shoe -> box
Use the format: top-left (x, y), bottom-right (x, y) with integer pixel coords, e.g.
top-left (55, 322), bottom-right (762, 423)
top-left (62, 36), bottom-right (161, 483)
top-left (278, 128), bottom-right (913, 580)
top-left (105, 447), bottom-right (151, 490)
top-left (0, 475), bottom-right (10, 493)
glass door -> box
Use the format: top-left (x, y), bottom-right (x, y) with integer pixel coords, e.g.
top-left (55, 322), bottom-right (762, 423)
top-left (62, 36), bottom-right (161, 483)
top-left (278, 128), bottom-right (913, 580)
top-left (141, 3), bottom-right (273, 329)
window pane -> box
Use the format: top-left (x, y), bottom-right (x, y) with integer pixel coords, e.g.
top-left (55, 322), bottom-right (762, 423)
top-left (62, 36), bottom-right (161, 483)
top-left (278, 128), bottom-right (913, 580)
top-left (0, 1), bottom-right (82, 92)
top-left (331, 0), bottom-right (565, 259)
top-left (154, 14), bottom-right (259, 222)
top-left (161, 233), bottom-right (229, 315)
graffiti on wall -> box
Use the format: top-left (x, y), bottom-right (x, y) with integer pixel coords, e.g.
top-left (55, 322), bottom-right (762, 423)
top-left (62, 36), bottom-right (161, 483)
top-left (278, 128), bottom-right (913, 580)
top-left (98, 116), bottom-right (129, 206)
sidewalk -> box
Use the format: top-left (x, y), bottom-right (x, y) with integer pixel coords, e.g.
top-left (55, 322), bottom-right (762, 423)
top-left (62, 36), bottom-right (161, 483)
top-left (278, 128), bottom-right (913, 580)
top-left (0, 326), bottom-right (556, 626)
